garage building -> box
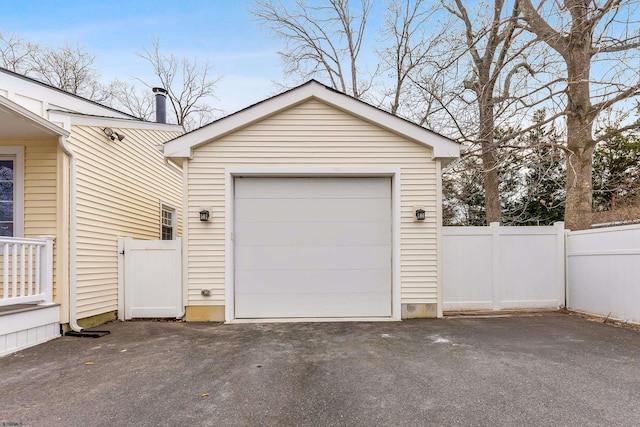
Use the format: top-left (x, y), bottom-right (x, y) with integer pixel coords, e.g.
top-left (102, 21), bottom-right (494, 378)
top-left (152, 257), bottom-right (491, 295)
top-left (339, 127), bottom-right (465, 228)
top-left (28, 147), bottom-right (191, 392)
top-left (163, 81), bottom-right (460, 322)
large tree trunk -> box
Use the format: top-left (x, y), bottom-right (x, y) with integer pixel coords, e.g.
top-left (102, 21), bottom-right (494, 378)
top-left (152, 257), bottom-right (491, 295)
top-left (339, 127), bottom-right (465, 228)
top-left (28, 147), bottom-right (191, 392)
top-left (518, 0), bottom-right (640, 230)
top-left (479, 95), bottom-right (501, 224)
top-left (563, 31), bottom-right (595, 230)
top-left (565, 119), bottom-right (595, 230)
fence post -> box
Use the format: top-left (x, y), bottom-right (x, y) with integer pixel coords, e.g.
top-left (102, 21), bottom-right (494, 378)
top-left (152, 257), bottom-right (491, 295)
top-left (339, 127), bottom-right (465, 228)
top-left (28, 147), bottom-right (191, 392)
top-left (490, 222), bottom-right (501, 311)
top-left (553, 222), bottom-right (566, 308)
top-left (117, 237), bottom-right (125, 321)
top-left (39, 236), bottom-right (55, 305)
top-left (564, 226), bottom-right (571, 311)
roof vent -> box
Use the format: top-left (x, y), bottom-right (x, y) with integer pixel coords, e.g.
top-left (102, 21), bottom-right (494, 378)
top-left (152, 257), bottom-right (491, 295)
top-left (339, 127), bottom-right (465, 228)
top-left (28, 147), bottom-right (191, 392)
top-left (152, 87), bottom-right (168, 124)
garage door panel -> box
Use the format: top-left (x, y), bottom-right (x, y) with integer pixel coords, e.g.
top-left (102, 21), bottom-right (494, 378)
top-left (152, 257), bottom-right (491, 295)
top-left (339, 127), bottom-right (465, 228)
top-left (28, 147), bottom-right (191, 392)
top-left (235, 245), bottom-right (391, 271)
top-left (236, 293), bottom-right (392, 318)
top-left (235, 177), bottom-right (390, 199)
top-left (235, 269), bottom-right (392, 294)
top-left (236, 221), bottom-right (391, 246)
top-left (234, 177), bottom-right (392, 319)
top-left (235, 198), bottom-right (391, 223)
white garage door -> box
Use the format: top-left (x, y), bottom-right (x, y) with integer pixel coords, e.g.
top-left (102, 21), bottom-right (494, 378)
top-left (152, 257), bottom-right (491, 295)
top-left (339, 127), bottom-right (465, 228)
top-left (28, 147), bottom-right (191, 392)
top-left (234, 177), bottom-right (392, 319)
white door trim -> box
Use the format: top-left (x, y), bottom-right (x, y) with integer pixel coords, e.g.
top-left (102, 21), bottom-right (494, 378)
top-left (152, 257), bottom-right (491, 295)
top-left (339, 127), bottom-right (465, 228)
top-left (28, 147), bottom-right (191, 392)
top-left (0, 146), bottom-right (24, 237)
top-left (224, 168), bottom-right (402, 322)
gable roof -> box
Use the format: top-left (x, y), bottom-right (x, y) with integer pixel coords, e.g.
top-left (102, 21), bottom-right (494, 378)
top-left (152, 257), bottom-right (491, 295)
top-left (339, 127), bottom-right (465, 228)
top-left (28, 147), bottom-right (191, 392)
top-left (0, 95), bottom-right (70, 139)
top-left (163, 80), bottom-right (460, 161)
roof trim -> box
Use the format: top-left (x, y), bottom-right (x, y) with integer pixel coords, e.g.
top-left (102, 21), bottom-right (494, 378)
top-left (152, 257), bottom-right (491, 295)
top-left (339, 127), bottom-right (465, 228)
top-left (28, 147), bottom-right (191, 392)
top-left (163, 80), bottom-right (460, 160)
top-left (50, 109), bottom-right (184, 132)
top-left (1, 66), bottom-right (140, 120)
top-left (0, 95), bottom-right (70, 138)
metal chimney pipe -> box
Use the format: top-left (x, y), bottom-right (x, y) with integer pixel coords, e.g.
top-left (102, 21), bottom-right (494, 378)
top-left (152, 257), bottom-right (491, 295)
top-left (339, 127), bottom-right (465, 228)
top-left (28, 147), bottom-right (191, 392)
top-left (152, 87), bottom-right (168, 124)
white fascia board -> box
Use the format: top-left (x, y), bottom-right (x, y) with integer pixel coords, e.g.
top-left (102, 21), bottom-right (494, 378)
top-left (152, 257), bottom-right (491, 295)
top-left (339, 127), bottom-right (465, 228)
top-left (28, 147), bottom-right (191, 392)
top-left (171, 148), bottom-right (193, 158)
top-left (163, 81), bottom-right (460, 161)
top-left (0, 95), bottom-right (70, 138)
top-left (57, 111), bottom-right (184, 132)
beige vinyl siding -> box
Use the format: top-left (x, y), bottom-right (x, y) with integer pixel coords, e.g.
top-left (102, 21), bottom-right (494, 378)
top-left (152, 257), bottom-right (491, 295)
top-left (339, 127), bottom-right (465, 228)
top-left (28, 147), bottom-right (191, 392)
top-left (0, 139), bottom-right (59, 302)
top-left (24, 141), bottom-right (59, 303)
top-left (24, 141), bottom-right (58, 238)
top-left (186, 99), bottom-right (438, 306)
top-left (70, 126), bottom-right (183, 319)
top-left (0, 140), bottom-right (58, 237)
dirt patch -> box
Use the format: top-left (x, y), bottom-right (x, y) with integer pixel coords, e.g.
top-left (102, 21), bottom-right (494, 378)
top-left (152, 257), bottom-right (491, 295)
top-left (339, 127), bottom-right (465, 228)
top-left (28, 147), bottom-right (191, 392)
top-left (444, 309), bottom-right (563, 318)
top-left (445, 308), bottom-right (640, 332)
top-left (565, 309), bottom-right (640, 332)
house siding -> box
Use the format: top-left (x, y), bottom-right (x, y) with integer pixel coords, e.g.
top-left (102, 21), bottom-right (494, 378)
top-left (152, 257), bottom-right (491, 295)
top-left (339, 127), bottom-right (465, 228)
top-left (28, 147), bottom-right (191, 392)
top-left (186, 99), bottom-right (438, 308)
top-left (0, 139), bottom-right (59, 302)
top-left (69, 125), bottom-right (183, 319)
top-left (24, 141), bottom-right (58, 238)
top-left (24, 141), bottom-right (59, 303)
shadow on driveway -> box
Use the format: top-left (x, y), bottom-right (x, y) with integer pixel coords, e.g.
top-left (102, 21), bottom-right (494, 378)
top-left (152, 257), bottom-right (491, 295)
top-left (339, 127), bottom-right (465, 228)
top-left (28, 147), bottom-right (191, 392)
top-left (1, 313), bottom-right (639, 426)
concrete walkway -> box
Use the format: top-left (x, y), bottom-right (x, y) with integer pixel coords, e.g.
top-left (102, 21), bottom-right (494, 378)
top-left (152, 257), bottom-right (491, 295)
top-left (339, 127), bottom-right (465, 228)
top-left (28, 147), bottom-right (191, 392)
top-left (1, 314), bottom-right (639, 426)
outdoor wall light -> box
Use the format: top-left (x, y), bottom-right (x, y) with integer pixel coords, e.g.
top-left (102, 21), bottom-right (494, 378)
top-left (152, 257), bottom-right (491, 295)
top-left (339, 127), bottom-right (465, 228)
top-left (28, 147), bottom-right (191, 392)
top-left (102, 127), bottom-right (126, 141)
top-left (199, 209), bottom-right (210, 222)
top-left (415, 208), bottom-right (426, 221)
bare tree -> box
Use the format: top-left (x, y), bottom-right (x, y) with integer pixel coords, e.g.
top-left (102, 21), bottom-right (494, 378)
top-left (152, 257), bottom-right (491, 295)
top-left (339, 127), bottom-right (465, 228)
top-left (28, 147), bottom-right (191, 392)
top-left (432, 0), bottom-right (540, 224)
top-left (29, 43), bottom-right (109, 102)
top-left (107, 79), bottom-right (155, 121)
top-left (138, 39), bottom-right (220, 129)
top-left (377, 0), bottom-right (449, 117)
top-left (0, 32), bottom-right (35, 74)
top-left (0, 35), bottom-right (112, 103)
top-left (253, 0), bottom-right (553, 225)
top-left (253, 0), bottom-right (374, 98)
top-left (520, 0), bottom-right (640, 230)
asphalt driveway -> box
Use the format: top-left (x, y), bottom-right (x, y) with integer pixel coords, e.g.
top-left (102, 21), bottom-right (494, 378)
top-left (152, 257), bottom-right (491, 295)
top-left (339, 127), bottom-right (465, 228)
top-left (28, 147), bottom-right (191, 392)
top-left (1, 314), bottom-right (639, 426)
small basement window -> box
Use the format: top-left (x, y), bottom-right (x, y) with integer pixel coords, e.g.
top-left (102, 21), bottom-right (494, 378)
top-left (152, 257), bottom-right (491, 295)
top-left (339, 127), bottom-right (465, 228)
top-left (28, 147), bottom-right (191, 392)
top-left (161, 204), bottom-right (176, 240)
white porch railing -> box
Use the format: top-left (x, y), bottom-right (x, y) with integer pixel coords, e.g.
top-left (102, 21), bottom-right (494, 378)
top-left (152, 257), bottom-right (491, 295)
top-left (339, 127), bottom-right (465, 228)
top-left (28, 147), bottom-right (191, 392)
top-left (0, 236), bottom-right (54, 307)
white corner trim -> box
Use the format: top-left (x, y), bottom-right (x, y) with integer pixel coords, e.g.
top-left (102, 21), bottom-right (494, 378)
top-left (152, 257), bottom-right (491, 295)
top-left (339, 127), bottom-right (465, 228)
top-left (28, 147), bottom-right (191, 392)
top-left (435, 159), bottom-right (444, 318)
top-left (392, 171), bottom-right (402, 320)
top-left (181, 161), bottom-right (189, 318)
top-left (224, 169), bottom-right (235, 322)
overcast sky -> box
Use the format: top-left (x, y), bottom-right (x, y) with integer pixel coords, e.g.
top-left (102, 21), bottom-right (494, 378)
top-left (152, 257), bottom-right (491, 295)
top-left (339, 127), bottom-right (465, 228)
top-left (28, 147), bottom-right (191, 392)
top-left (0, 0), bottom-right (296, 115)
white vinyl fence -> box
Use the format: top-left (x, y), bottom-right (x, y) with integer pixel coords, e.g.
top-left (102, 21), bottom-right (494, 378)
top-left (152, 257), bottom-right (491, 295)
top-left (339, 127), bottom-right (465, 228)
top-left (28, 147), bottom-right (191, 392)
top-left (566, 224), bottom-right (640, 324)
top-left (442, 222), bottom-right (565, 311)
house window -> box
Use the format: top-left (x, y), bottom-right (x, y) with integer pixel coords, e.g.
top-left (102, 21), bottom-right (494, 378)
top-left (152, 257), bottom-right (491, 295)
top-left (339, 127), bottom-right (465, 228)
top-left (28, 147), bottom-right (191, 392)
top-left (0, 148), bottom-right (23, 237)
top-left (0, 160), bottom-right (14, 236)
top-left (161, 204), bottom-right (175, 240)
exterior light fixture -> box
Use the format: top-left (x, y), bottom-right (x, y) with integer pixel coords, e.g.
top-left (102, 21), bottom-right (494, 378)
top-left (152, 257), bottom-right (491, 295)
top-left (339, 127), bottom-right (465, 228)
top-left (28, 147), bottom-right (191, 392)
top-left (102, 127), bottom-right (125, 141)
top-left (199, 209), bottom-right (210, 222)
top-left (415, 208), bottom-right (426, 221)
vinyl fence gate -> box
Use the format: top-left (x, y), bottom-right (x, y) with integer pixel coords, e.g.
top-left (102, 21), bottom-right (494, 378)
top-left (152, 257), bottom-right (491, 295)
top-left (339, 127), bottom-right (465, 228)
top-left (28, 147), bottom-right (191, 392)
top-left (118, 237), bottom-right (182, 320)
